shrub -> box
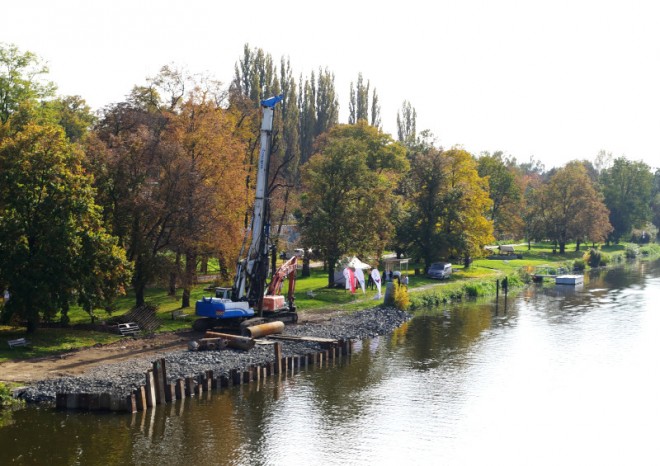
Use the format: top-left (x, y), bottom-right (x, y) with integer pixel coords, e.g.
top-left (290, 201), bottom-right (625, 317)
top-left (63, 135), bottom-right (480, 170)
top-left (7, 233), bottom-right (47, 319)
top-left (585, 248), bottom-right (602, 267)
top-left (392, 283), bottom-right (410, 311)
top-left (0, 383), bottom-right (21, 408)
top-left (625, 244), bottom-right (640, 259)
top-left (465, 284), bottom-right (479, 297)
top-left (600, 252), bottom-right (611, 266)
top-left (573, 259), bottom-right (586, 272)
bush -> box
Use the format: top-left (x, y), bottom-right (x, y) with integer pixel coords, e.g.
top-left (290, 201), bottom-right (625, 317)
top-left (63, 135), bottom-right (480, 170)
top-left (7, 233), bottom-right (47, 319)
top-left (625, 244), bottom-right (640, 259)
top-left (585, 248), bottom-right (603, 267)
top-left (0, 382), bottom-right (21, 408)
top-left (573, 259), bottom-right (586, 271)
top-left (392, 283), bottom-right (410, 311)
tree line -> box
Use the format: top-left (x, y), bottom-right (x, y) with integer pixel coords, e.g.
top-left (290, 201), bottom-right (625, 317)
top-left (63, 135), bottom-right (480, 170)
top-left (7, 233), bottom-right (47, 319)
top-left (1, 42), bottom-right (659, 331)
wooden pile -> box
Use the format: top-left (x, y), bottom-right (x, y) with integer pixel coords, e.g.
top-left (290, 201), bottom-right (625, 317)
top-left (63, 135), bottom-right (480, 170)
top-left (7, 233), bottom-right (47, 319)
top-left (56, 339), bottom-right (354, 413)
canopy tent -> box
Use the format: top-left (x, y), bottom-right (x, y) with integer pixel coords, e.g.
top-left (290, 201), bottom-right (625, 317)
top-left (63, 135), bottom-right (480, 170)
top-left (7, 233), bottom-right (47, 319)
top-left (334, 256), bottom-right (372, 287)
top-left (382, 257), bottom-right (410, 279)
top-left (347, 256), bottom-right (372, 270)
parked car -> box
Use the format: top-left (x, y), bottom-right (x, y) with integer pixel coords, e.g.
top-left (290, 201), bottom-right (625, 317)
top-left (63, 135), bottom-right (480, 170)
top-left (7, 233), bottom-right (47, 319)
top-left (427, 262), bottom-right (452, 279)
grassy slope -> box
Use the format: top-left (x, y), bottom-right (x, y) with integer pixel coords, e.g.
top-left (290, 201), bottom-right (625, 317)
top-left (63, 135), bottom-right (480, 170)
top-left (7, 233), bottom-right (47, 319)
top-left (1, 241), bottom-right (655, 362)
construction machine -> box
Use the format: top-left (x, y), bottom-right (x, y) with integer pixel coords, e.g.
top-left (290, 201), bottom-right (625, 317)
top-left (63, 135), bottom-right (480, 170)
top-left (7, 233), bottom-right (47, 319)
top-left (193, 95), bottom-right (297, 332)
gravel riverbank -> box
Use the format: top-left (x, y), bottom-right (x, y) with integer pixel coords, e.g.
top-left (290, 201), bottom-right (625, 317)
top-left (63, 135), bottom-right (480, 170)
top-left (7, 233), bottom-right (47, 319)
top-left (17, 307), bottom-right (411, 403)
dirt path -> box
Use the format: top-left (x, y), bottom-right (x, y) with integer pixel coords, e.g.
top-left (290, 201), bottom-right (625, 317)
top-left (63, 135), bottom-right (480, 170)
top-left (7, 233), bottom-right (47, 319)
top-left (0, 311), bottom-right (341, 385)
top-left (0, 331), bottom-right (197, 384)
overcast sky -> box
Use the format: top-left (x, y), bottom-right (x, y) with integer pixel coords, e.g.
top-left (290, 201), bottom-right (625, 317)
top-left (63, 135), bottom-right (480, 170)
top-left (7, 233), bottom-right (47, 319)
top-left (4, 0), bottom-right (659, 170)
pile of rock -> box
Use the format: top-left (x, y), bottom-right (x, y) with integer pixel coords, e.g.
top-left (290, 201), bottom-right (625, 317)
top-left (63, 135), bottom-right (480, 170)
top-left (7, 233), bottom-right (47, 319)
top-left (17, 307), bottom-right (411, 403)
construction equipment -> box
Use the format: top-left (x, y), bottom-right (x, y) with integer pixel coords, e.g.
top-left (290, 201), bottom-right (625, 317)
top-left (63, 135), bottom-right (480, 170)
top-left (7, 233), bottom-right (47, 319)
top-left (193, 95), bottom-right (297, 332)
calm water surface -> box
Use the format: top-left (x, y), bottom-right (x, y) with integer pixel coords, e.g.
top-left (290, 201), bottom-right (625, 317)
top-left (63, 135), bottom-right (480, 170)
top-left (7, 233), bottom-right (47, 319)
top-left (1, 260), bottom-right (659, 465)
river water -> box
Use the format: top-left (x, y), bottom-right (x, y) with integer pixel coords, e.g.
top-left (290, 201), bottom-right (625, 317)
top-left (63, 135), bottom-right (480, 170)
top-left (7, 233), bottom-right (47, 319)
top-left (1, 260), bottom-right (659, 465)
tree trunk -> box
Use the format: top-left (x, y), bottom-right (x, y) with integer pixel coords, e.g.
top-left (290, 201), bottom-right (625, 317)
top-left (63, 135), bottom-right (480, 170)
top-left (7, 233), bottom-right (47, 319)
top-left (575, 239), bottom-right (581, 252)
top-left (559, 242), bottom-right (566, 254)
top-left (181, 251), bottom-right (196, 308)
top-left (302, 255), bottom-right (310, 277)
top-left (327, 260), bottom-right (336, 288)
top-left (168, 251), bottom-right (181, 296)
top-left (133, 256), bottom-right (147, 307)
top-left (200, 255), bottom-right (208, 274)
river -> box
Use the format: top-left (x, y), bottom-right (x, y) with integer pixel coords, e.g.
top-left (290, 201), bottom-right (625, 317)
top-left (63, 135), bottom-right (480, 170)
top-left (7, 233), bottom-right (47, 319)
top-left (1, 259), bottom-right (659, 465)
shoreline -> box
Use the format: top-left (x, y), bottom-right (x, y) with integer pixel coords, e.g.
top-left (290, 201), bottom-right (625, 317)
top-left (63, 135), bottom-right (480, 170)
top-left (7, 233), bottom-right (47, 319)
top-left (15, 307), bottom-right (411, 404)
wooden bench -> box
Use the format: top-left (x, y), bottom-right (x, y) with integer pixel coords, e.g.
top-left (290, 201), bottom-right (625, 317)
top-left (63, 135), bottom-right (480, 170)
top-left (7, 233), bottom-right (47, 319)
top-left (117, 322), bottom-right (140, 336)
top-left (171, 309), bottom-right (190, 320)
top-left (8, 337), bottom-right (31, 349)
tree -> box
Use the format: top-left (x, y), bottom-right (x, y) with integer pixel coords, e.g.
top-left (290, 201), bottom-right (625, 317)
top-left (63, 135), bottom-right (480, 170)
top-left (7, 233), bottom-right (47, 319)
top-left (87, 95), bottom-right (173, 307)
top-left (652, 169), bottom-right (660, 233)
top-left (396, 100), bottom-right (417, 148)
top-left (370, 88), bottom-right (381, 129)
top-left (348, 73), bottom-right (370, 124)
top-left (600, 157), bottom-right (653, 242)
top-left (314, 68), bottom-right (339, 137)
top-left (300, 121), bottom-right (407, 286)
top-left (44, 95), bottom-right (96, 143)
top-left (167, 93), bottom-right (249, 308)
top-left (400, 147), bottom-right (493, 268)
top-left (0, 122), bottom-right (130, 332)
top-left (0, 43), bottom-right (56, 123)
top-left (477, 152), bottom-right (523, 240)
top-left (530, 161), bottom-right (612, 253)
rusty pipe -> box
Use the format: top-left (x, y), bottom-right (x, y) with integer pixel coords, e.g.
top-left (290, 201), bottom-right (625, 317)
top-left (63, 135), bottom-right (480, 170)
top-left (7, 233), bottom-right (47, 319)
top-left (245, 321), bottom-right (285, 338)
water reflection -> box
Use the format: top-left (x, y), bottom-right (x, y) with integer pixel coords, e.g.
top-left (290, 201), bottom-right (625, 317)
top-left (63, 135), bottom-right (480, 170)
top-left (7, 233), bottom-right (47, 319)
top-left (1, 259), bottom-right (659, 465)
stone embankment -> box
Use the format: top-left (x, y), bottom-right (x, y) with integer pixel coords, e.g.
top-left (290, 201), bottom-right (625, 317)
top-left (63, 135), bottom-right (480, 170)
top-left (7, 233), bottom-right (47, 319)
top-left (17, 307), bottom-right (411, 404)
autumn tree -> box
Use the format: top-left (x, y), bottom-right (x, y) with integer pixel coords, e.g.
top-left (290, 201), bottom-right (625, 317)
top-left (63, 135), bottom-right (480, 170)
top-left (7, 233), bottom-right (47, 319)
top-left (399, 147), bottom-right (493, 267)
top-left (477, 152), bottom-right (523, 239)
top-left (87, 92), bottom-right (172, 306)
top-left (0, 122), bottom-right (130, 332)
top-left (528, 161), bottom-right (612, 253)
top-left (600, 157), bottom-right (653, 242)
top-left (300, 121), bottom-right (407, 286)
top-left (167, 92), bottom-right (249, 308)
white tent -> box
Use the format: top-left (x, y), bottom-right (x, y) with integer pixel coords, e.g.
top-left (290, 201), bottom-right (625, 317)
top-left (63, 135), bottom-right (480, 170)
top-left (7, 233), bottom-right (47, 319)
top-left (347, 256), bottom-right (371, 270)
top-left (334, 256), bottom-right (372, 286)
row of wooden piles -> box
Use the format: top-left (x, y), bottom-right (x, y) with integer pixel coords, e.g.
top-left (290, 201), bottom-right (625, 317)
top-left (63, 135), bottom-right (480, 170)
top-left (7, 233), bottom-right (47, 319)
top-left (55, 339), bottom-right (353, 413)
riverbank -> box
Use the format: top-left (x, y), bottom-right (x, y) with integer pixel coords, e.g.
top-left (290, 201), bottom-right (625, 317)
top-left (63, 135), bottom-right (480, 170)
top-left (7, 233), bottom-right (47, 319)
top-left (2, 242), bottom-right (657, 365)
top-left (14, 307), bottom-right (411, 403)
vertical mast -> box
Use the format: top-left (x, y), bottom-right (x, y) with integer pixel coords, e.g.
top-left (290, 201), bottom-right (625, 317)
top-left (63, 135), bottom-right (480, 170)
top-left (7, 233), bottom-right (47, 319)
top-left (233, 95), bottom-right (283, 307)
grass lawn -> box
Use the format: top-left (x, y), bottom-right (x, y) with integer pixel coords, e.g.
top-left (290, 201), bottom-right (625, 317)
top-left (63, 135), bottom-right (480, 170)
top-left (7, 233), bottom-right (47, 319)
top-left (1, 241), bottom-right (654, 362)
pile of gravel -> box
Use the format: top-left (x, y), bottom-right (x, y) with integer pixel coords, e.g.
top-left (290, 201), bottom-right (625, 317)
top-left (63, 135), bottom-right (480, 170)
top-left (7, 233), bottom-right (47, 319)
top-left (17, 307), bottom-right (411, 403)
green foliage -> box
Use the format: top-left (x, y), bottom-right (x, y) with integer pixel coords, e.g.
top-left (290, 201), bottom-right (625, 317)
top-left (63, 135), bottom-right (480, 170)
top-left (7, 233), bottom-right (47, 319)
top-left (640, 244), bottom-right (660, 256)
top-left (0, 382), bottom-right (12, 405)
top-left (625, 244), bottom-right (640, 259)
top-left (0, 122), bottom-right (131, 331)
top-left (300, 121), bottom-right (407, 285)
top-left (572, 259), bottom-right (586, 272)
top-left (585, 248), bottom-right (604, 267)
top-left (0, 382), bottom-right (23, 408)
top-left (0, 43), bottom-right (56, 123)
top-left (601, 158), bottom-right (654, 242)
top-left (408, 275), bottom-right (523, 310)
top-left (399, 147), bottom-right (494, 267)
top-left (477, 152), bottom-right (523, 240)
